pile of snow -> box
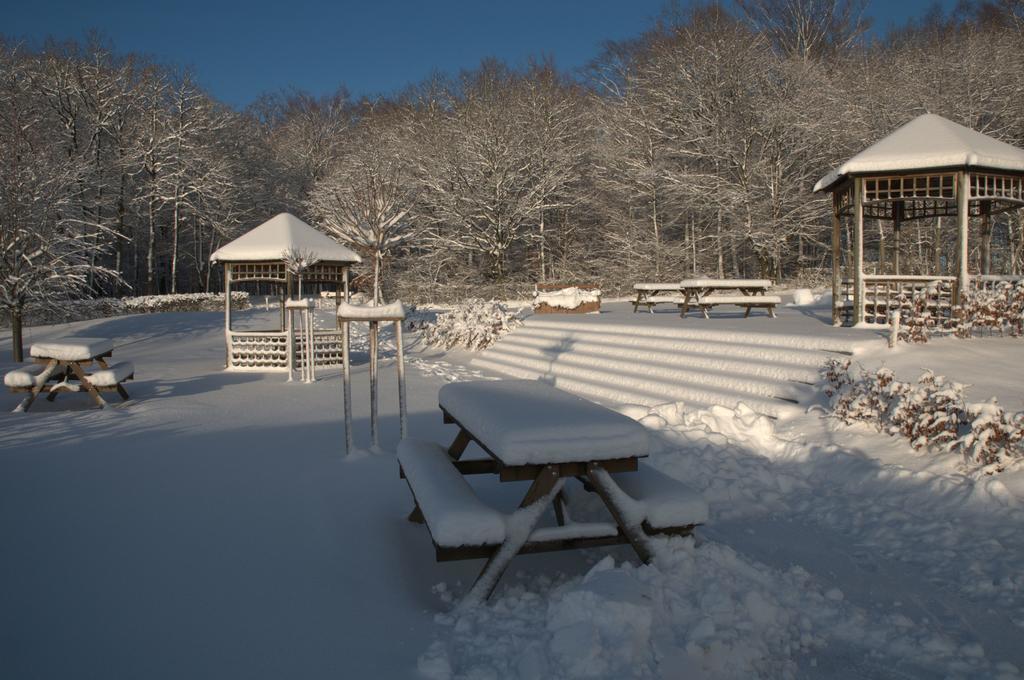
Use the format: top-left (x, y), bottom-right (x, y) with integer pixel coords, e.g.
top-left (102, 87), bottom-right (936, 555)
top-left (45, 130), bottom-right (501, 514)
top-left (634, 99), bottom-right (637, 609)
top-left (788, 288), bottom-right (820, 306)
top-left (419, 299), bottom-right (524, 351)
top-left (533, 287), bottom-right (601, 310)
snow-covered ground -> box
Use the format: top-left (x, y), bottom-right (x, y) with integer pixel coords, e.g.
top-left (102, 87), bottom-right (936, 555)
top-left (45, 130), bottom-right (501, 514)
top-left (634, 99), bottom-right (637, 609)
top-left (2, 299), bottom-right (1023, 679)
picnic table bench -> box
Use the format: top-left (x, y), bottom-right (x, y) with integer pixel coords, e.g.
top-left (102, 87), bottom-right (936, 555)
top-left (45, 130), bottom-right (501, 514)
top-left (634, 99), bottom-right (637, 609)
top-left (4, 337), bottom-right (133, 412)
top-left (398, 379), bottom-right (708, 605)
top-left (678, 279), bottom-right (780, 318)
top-left (632, 283), bottom-right (686, 312)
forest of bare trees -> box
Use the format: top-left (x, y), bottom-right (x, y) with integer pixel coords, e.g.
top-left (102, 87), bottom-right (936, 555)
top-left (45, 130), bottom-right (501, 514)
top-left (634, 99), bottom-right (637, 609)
top-left (3, 0), bottom-right (1024, 323)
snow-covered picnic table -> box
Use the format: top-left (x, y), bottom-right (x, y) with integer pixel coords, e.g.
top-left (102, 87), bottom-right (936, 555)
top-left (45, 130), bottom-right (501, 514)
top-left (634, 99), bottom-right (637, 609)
top-left (631, 282), bottom-right (687, 312)
top-left (398, 379), bottom-right (708, 604)
top-left (5, 337), bottom-right (133, 412)
top-left (677, 279), bottom-right (780, 318)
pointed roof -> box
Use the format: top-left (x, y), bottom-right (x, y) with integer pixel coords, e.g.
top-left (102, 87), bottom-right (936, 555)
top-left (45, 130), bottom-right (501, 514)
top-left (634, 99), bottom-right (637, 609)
top-left (815, 114), bottom-right (1024, 193)
top-left (210, 213), bottom-right (361, 264)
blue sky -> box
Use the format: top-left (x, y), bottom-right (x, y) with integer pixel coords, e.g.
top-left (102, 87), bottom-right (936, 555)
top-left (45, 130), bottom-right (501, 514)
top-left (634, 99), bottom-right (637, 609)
top-left (5, 0), bottom-right (958, 108)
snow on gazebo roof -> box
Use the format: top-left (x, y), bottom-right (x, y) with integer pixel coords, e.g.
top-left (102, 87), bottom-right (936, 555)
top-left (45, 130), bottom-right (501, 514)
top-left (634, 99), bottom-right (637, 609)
top-left (210, 212), bottom-right (361, 264)
top-left (814, 114), bottom-right (1024, 193)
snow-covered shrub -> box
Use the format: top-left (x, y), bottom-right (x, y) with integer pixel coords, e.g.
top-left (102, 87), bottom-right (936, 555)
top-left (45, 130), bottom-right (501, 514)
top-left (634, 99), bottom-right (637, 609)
top-left (121, 292), bottom-right (250, 314)
top-left (419, 299), bottom-right (523, 351)
top-left (822, 360), bottom-right (1024, 467)
top-left (6, 292), bottom-right (251, 327)
top-left (896, 292), bottom-right (933, 344)
top-left (954, 281), bottom-right (1024, 339)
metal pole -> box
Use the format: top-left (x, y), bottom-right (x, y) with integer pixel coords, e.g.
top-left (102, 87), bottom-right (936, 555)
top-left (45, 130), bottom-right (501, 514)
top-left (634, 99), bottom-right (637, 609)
top-left (224, 264), bottom-right (232, 369)
top-left (286, 306), bottom-right (295, 382)
top-left (395, 320), bottom-right (407, 439)
top-left (369, 320), bottom-right (379, 449)
top-left (342, 319), bottom-right (353, 455)
top-left (853, 177), bottom-right (865, 325)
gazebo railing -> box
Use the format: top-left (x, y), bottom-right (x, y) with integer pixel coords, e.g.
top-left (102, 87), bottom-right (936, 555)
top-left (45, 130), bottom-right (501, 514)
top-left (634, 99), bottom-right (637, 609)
top-left (227, 329), bottom-right (347, 370)
top-left (838, 275), bottom-right (956, 325)
top-left (971, 274), bottom-right (1024, 292)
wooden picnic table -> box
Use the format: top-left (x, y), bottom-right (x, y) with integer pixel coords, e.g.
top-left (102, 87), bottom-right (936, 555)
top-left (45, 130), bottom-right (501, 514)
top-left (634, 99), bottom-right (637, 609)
top-left (631, 283), bottom-right (686, 313)
top-left (398, 380), bottom-right (707, 604)
top-left (677, 279), bottom-right (780, 318)
top-left (5, 337), bottom-right (134, 412)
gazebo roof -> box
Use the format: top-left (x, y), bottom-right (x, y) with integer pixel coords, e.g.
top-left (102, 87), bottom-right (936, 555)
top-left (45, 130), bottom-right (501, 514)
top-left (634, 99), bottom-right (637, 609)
top-left (814, 114), bottom-right (1024, 193)
top-left (210, 213), bottom-right (361, 264)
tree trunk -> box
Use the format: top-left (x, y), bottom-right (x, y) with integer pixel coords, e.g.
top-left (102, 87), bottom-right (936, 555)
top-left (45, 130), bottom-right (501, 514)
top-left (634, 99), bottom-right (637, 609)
top-left (147, 197), bottom-right (157, 294)
top-left (979, 213), bottom-right (992, 275)
top-left (538, 209), bottom-right (546, 282)
top-left (10, 306), bottom-right (24, 363)
top-left (171, 190), bottom-right (180, 293)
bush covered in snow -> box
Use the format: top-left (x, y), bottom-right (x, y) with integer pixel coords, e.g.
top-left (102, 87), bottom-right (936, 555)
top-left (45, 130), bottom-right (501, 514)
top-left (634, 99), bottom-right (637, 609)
top-left (896, 281), bottom-right (1024, 344)
top-left (9, 292), bottom-right (250, 327)
top-left (418, 299), bottom-right (523, 351)
top-left (823, 358), bottom-right (1024, 467)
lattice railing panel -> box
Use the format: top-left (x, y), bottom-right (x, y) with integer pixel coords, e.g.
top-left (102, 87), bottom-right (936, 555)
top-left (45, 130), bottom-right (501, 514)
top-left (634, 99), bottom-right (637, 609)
top-left (864, 173), bottom-right (956, 203)
top-left (231, 262), bottom-right (286, 283)
top-left (229, 332), bottom-right (289, 368)
top-left (971, 173), bottom-right (1024, 204)
top-left (294, 332), bottom-right (346, 367)
top-left (840, 276), bottom-right (955, 325)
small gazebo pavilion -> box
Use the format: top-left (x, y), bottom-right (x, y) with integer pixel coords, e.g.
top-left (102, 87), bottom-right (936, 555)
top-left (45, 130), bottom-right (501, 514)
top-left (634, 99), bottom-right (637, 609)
top-left (210, 212), bottom-right (361, 370)
top-left (815, 114), bottom-right (1024, 325)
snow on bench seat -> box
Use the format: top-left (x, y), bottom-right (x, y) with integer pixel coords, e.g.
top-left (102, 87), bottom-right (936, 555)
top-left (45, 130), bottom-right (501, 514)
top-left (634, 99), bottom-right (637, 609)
top-left (438, 380), bottom-right (650, 467)
top-left (641, 295), bottom-right (686, 303)
top-left (397, 439), bottom-right (507, 548)
top-left (4, 364), bottom-right (49, 388)
top-left (30, 337), bottom-right (113, 361)
top-left (336, 300), bottom-right (406, 320)
top-left (87, 361), bottom-right (135, 387)
top-left (610, 466), bottom-right (709, 529)
top-left (680, 279), bottom-right (772, 288)
top-left (698, 295), bottom-right (782, 305)
top-left (634, 283), bottom-right (683, 291)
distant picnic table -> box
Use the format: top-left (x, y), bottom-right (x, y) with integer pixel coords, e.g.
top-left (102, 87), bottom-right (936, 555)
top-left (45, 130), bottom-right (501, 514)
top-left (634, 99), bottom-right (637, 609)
top-left (4, 337), bottom-right (134, 412)
top-left (398, 379), bottom-right (707, 604)
top-left (678, 279), bottom-right (779, 318)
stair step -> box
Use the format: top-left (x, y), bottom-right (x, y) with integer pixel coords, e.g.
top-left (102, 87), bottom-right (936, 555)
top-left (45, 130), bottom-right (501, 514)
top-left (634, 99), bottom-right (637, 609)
top-left (492, 334), bottom-right (823, 382)
top-left (471, 353), bottom-right (802, 418)
top-left (520, 318), bottom-right (857, 354)
top-left (479, 343), bottom-right (810, 401)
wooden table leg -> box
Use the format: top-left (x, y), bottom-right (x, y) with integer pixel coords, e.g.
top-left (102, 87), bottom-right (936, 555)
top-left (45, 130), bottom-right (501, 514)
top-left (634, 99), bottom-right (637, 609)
top-left (68, 362), bottom-right (107, 409)
top-left (586, 464), bottom-right (653, 564)
top-left (632, 292), bottom-right (642, 313)
top-left (462, 466), bottom-right (564, 607)
top-left (447, 428), bottom-right (472, 460)
top-left (14, 359), bottom-right (58, 413)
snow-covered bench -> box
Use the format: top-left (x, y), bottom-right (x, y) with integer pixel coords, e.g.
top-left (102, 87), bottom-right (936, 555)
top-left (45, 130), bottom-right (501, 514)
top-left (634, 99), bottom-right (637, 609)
top-left (86, 361), bottom-right (135, 389)
top-left (695, 294), bottom-right (782, 318)
top-left (4, 364), bottom-right (51, 389)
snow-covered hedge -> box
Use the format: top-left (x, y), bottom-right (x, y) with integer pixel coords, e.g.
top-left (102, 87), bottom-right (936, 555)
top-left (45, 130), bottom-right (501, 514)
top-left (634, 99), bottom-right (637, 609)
top-left (418, 299), bottom-right (524, 351)
top-left (11, 292), bottom-right (250, 327)
top-left (897, 281), bottom-right (1024, 344)
top-left (823, 358), bottom-right (1024, 468)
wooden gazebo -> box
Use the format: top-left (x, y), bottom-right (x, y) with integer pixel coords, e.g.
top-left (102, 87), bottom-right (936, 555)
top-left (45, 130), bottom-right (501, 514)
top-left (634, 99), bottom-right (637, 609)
top-left (815, 114), bottom-right (1024, 325)
top-left (210, 213), bottom-right (361, 370)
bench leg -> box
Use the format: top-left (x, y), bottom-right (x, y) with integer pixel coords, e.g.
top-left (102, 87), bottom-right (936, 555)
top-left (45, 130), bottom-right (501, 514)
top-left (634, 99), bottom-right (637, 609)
top-left (13, 359), bottom-right (59, 413)
top-left (407, 503), bottom-right (425, 524)
top-left (632, 294), bottom-right (641, 313)
top-left (586, 464), bottom-right (653, 564)
top-left (69, 363), bottom-right (107, 409)
top-left (701, 306), bottom-right (710, 319)
top-left (461, 466), bottom-right (563, 608)
top-left (768, 305), bottom-right (777, 319)
top-left (744, 306), bottom-right (751, 318)
top-left (116, 383), bottom-right (131, 401)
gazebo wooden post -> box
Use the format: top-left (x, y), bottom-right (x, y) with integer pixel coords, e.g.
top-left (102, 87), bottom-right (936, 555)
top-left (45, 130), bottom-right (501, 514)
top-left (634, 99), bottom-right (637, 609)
top-left (956, 170), bottom-right (971, 304)
top-left (831, 194), bottom-right (842, 326)
top-left (341, 318), bottom-right (353, 454)
top-left (892, 202), bottom-right (903, 275)
top-left (369, 320), bottom-right (379, 449)
top-left (853, 177), bottom-right (865, 325)
top-left (224, 263), bottom-right (233, 369)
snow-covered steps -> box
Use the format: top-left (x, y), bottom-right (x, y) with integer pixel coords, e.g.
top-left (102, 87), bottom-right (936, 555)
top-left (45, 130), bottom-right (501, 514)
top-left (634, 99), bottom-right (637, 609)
top-left (471, 317), bottom-right (861, 418)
